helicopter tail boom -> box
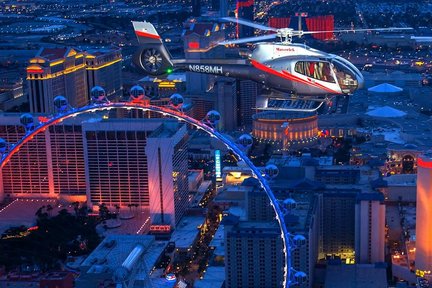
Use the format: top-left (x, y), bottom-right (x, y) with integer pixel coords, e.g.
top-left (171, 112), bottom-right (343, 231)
top-left (172, 58), bottom-right (261, 81)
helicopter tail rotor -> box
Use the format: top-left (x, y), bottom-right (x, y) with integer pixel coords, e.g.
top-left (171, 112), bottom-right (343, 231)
top-left (132, 21), bottom-right (174, 76)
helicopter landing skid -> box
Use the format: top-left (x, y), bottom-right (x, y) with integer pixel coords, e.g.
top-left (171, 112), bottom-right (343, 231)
top-left (257, 91), bottom-right (333, 113)
top-left (264, 90), bottom-right (329, 103)
top-left (255, 101), bottom-right (325, 113)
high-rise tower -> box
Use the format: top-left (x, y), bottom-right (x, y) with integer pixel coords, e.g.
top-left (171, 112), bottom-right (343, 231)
top-left (355, 193), bottom-right (385, 264)
top-left (27, 47), bottom-right (123, 114)
top-left (236, 0), bottom-right (254, 38)
top-left (82, 118), bottom-right (189, 227)
top-left (416, 154), bottom-right (432, 276)
top-left (192, 0), bottom-right (201, 17)
top-left (85, 48), bottom-right (123, 100)
top-left (27, 48), bottom-right (88, 114)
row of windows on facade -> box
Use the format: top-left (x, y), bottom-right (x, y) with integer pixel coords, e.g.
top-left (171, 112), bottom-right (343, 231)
top-left (85, 131), bottom-right (148, 140)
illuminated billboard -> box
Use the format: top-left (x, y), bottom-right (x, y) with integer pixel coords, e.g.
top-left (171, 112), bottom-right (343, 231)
top-left (215, 149), bottom-right (222, 181)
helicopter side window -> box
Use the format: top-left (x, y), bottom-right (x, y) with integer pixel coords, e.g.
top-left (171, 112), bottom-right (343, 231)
top-left (294, 61), bottom-right (335, 83)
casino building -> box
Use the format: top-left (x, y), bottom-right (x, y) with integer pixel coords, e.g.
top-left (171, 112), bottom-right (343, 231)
top-left (0, 116), bottom-right (189, 227)
top-left (27, 47), bottom-right (122, 114)
top-left (252, 111), bottom-right (318, 151)
top-left (415, 154), bottom-right (432, 278)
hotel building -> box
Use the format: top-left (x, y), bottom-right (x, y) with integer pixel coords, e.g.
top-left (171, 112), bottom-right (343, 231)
top-left (85, 48), bottom-right (123, 100)
top-left (27, 47), bottom-right (122, 114)
top-left (415, 154), bottom-right (432, 277)
top-left (82, 118), bottom-right (189, 226)
top-left (355, 193), bottom-right (386, 264)
top-left (1, 116), bottom-right (189, 227)
top-left (27, 47), bottom-right (88, 114)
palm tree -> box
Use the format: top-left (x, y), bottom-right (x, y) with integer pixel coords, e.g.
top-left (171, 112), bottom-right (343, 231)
top-left (35, 206), bottom-right (44, 218)
top-left (113, 204), bottom-right (120, 219)
top-left (133, 203), bottom-right (139, 214)
top-left (46, 205), bottom-right (53, 217)
top-left (78, 204), bottom-right (89, 218)
top-left (98, 203), bottom-right (109, 220)
top-left (35, 206), bottom-right (48, 220)
top-left (72, 202), bottom-right (80, 217)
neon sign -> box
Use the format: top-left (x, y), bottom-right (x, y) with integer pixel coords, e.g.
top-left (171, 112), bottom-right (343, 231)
top-left (215, 149), bottom-right (222, 180)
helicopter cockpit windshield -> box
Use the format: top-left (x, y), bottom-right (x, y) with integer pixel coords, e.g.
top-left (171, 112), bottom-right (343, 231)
top-left (330, 56), bottom-right (364, 94)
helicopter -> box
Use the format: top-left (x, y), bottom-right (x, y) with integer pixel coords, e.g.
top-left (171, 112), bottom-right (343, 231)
top-left (132, 18), bottom-right (410, 98)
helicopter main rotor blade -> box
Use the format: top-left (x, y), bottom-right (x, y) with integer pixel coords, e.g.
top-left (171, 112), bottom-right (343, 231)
top-left (221, 17), bottom-right (278, 32)
top-left (302, 27), bottom-right (413, 35)
top-left (219, 34), bottom-right (277, 45)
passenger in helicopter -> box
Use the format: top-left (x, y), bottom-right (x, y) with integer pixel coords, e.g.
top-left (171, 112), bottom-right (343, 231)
top-left (315, 62), bottom-right (324, 80)
top-left (309, 62), bottom-right (315, 77)
top-left (322, 63), bottom-right (333, 82)
top-left (333, 66), bottom-right (344, 83)
top-left (295, 61), bottom-right (334, 82)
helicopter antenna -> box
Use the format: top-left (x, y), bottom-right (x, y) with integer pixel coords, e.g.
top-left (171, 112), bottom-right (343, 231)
top-left (219, 17), bottom-right (413, 45)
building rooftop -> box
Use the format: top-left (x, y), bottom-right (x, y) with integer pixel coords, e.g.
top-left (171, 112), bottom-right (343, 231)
top-left (325, 264), bottom-right (387, 288)
top-left (194, 266), bottom-right (225, 288)
top-left (170, 215), bottom-right (205, 249)
top-left (225, 220), bottom-right (283, 241)
top-left (197, 180), bottom-right (212, 194)
top-left (85, 47), bottom-right (120, 56)
top-left (191, 181), bottom-right (212, 207)
top-left (384, 174), bottom-right (417, 186)
top-left (167, 73), bottom-right (186, 82)
top-left (236, 220), bottom-right (279, 230)
top-left (356, 192), bottom-right (385, 203)
top-left (0, 198), bottom-right (66, 234)
top-left (227, 206), bottom-right (247, 220)
top-left (315, 165), bottom-right (370, 171)
top-left (0, 271), bottom-right (73, 287)
top-left (183, 23), bottom-right (222, 36)
top-left (284, 193), bottom-right (318, 233)
top-left (252, 110), bottom-right (316, 121)
top-left (37, 47), bottom-right (68, 61)
top-left (149, 122), bottom-right (183, 138)
top-left (216, 185), bottom-right (249, 201)
top-left (268, 155), bottom-right (333, 168)
top-left (150, 277), bottom-right (177, 288)
top-left (209, 224), bottom-right (225, 257)
top-left (80, 234), bottom-right (166, 274)
top-left (77, 235), bottom-right (167, 287)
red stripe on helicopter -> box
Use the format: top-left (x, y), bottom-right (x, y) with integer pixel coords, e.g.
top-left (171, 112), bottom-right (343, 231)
top-left (250, 59), bottom-right (341, 94)
top-left (135, 30), bottom-right (161, 40)
top-left (418, 157), bottom-right (432, 169)
top-left (281, 71), bottom-right (341, 94)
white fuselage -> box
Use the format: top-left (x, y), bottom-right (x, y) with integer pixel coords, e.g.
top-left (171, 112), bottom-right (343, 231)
top-left (251, 43), bottom-right (326, 62)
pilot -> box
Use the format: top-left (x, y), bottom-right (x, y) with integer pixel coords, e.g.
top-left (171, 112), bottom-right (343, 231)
top-left (322, 63), bottom-right (332, 82)
top-left (344, 74), bottom-right (354, 85)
